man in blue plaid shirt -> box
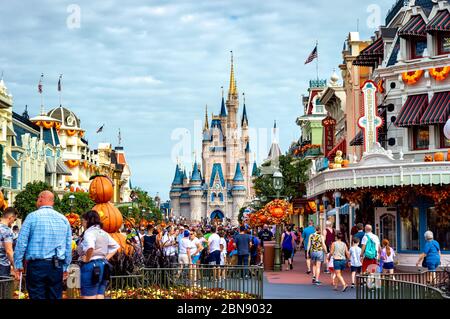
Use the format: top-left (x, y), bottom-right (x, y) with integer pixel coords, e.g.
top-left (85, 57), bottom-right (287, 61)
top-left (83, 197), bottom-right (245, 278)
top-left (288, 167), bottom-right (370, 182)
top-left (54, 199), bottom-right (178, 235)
top-left (14, 191), bottom-right (72, 299)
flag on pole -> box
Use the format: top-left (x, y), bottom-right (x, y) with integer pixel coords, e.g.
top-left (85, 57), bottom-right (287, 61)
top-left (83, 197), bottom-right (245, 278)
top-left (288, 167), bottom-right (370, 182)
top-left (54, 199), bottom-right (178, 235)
top-left (96, 124), bottom-right (104, 133)
top-left (58, 74), bottom-right (62, 92)
top-left (38, 74), bottom-right (43, 93)
top-left (304, 45), bottom-right (318, 64)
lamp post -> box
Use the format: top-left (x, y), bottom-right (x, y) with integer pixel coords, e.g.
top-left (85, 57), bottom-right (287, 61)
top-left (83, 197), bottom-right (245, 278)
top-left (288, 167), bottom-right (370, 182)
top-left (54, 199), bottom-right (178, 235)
top-left (333, 192), bottom-right (341, 231)
top-left (69, 194), bottom-right (75, 212)
top-left (272, 169), bottom-right (284, 272)
top-left (322, 196), bottom-right (329, 233)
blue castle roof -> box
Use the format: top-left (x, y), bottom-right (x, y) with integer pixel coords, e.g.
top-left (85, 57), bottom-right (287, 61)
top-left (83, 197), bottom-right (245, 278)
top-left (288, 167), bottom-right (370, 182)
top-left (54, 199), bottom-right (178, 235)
top-left (171, 164), bottom-right (183, 185)
top-left (191, 161), bottom-right (201, 182)
top-left (245, 141), bottom-right (250, 153)
top-left (220, 96), bottom-right (227, 117)
top-left (252, 161), bottom-right (259, 177)
top-left (210, 163), bottom-right (226, 188)
top-left (233, 162), bottom-right (244, 182)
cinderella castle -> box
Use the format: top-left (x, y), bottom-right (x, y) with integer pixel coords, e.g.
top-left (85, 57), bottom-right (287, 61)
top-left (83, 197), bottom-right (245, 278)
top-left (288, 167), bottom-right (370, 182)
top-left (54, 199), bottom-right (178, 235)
top-left (170, 54), bottom-right (259, 224)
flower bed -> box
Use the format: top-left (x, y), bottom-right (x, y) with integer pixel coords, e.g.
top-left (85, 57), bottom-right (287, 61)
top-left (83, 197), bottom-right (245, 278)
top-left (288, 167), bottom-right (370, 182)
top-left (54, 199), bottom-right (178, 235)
top-left (108, 287), bottom-right (258, 299)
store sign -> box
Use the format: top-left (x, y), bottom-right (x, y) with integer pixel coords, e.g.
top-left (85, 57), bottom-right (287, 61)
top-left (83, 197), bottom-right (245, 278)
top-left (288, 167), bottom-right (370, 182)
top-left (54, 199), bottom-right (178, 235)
top-left (358, 81), bottom-right (383, 152)
top-left (322, 116), bottom-right (336, 156)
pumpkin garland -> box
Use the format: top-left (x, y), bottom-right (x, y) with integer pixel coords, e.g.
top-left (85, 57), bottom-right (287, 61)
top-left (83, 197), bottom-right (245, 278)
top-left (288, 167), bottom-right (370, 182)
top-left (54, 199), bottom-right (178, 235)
top-left (429, 66), bottom-right (450, 81)
top-left (402, 70), bottom-right (424, 85)
top-left (66, 160), bottom-right (80, 168)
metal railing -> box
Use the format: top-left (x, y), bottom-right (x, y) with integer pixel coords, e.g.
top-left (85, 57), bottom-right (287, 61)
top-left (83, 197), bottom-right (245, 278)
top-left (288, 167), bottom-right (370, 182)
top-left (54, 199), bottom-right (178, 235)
top-left (107, 265), bottom-right (264, 299)
top-left (0, 276), bottom-right (14, 299)
top-left (356, 271), bottom-right (449, 300)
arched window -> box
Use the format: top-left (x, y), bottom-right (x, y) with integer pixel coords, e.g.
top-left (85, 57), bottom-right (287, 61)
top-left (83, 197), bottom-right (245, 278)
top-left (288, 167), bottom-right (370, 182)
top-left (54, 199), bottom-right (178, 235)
top-left (218, 193), bottom-right (224, 202)
top-left (211, 193), bottom-right (216, 202)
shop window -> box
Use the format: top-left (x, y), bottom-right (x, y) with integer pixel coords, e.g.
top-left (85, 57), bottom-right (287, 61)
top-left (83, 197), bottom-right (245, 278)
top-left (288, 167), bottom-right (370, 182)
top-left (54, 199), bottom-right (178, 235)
top-left (437, 32), bottom-right (450, 55)
top-left (400, 207), bottom-right (420, 251)
top-left (413, 126), bottom-right (429, 150)
top-left (440, 125), bottom-right (450, 148)
top-left (410, 39), bottom-right (427, 59)
top-left (427, 208), bottom-right (449, 252)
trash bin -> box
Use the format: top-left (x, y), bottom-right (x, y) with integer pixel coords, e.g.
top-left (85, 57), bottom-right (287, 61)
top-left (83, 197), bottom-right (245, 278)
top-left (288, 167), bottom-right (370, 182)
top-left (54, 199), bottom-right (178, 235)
top-left (263, 241), bottom-right (275, 271)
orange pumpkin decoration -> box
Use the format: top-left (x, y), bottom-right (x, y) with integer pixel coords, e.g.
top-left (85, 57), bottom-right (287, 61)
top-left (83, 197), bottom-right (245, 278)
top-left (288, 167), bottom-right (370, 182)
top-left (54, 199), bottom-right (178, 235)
top-left (342, 160), bottom-right (350, 167)
top-left (447, 150), bottom-right (450, 162)
top-left (55, 122), bottom-right (61, 130)
top-left (270, 207), bottom-right (285, 219)
top-left (109, 232), bottom-right (133, 255)
top-left (66, 160), bottom-right (80, 168)
top-left (93, 202), bottom-right (123, 233)
top-left (66, 130), bottom-right (77, 137)
top-left (434, 152), bottom-right (445, 162)
top-left (429, 67), bottom-right (450, 81)
top-left (42, 121), bottom-right (54, 129)
top-left (89, 175), bottom-right (114, 203)
top-left (402, 70), bottom-right (424, 85)
top-left (424, 155), bottom-right (433, 162)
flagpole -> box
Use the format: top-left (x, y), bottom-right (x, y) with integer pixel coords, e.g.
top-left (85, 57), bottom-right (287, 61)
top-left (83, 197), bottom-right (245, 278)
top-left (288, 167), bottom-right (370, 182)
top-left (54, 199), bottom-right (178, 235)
top-left (59, 74), bottom-right (63, 106)
top-left (316, 40), bottom-right (319, 81)
top-left (39, 74), bottom-right (44, 115)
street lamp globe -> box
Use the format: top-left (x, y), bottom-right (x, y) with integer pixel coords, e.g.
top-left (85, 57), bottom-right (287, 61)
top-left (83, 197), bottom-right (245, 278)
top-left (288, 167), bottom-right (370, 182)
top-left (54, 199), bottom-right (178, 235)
top-left (272, 170), bottom-right (284, 191)
top-left (68, 194), bottom-right (75, 207)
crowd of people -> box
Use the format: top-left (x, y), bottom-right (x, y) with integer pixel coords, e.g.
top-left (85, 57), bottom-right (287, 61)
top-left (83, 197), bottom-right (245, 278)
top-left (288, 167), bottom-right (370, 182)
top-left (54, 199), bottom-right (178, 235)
top-left (0, 192), bottom-right (445, 299)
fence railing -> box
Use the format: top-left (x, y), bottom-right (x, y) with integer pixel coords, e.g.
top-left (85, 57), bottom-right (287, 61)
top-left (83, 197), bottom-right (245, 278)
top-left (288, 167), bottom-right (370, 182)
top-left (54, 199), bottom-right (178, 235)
top-left (356, 271), bottom-right (449, 300)
top-left (107, 265), bottom-right (264, 299)
top-left (0, 276), bottom-right (14, 299)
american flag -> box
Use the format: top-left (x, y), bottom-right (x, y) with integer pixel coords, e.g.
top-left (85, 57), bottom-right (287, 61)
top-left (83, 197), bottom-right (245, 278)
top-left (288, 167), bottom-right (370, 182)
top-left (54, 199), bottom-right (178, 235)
top-left (38, 74), bottom-right (43, 94)
top-left (304, 45), bottom-right (318, 64)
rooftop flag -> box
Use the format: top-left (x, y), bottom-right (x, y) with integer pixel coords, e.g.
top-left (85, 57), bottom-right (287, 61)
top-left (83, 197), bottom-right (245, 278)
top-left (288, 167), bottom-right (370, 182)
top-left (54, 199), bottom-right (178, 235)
top-left (305, 45), bottom-right (318, 64)
top-left (38, 73), bottom-right (43, 94)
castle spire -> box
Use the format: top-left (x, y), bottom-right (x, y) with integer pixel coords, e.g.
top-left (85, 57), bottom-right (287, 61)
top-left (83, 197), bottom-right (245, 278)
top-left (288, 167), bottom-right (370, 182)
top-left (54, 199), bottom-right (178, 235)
top-left (241, 92), bottom-right (248, 126)
top-left (228, 51), bottom-right (238, 99)
top-left (204, 104), bottom-right (209, 130)
top-left (220, 87), bottom-right (227, 117)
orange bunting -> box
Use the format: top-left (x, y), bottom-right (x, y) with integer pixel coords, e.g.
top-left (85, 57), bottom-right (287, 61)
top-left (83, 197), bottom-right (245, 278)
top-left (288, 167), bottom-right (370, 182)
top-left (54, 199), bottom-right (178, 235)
top-left (402, 70), bottom-right (424, 85)
top-left (429, 66), bottom-right (450, 81)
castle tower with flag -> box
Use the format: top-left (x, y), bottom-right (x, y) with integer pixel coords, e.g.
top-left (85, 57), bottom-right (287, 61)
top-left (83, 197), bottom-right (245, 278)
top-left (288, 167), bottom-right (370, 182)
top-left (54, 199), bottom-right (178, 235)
top-left (170, 53), bottom-right (257, 225)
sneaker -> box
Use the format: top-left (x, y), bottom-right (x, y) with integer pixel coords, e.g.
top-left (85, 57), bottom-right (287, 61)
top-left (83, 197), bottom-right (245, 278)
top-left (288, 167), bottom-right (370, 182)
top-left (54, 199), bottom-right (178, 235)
top-left (312, 277), bottom-right (316, 283)
top-left (324, 270), bottom-right (330, 274)
top-left (290, 264), bottom-right (293, 270)
top-left (315, 281), bottom-right (322, 286)
top-left (342, 285), bottom-right (348, 292)
top-left (306, 270), bottom-right (311, 275)
top-left (351, 284), bottom-right (355, 289)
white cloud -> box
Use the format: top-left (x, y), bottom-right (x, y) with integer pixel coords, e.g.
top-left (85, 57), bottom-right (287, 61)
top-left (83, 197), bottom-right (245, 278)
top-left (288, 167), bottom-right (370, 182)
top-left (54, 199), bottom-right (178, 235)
top-left (180, 14), bottom-right (195, 23)
top-left (114, 76), bottom-right (163, 85)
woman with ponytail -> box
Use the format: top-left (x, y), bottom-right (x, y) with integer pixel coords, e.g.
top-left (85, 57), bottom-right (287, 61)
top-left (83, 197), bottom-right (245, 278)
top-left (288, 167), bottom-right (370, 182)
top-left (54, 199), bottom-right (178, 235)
top-left (381, 239), bottom-right (396, 275)
top-left (77, 210), bottom-right (120, 299)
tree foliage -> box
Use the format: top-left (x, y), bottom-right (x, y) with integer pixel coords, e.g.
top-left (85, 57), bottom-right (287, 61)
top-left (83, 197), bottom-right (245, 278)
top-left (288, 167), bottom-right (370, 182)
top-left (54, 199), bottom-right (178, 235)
top-left (13, 181), bottom-right (61, 219)
top-left (58, 192), bottom-right (96, 215)
top-left (252, 154), bottom-right (311, 208)
top-left (120, 187), bottom-right (163, 222)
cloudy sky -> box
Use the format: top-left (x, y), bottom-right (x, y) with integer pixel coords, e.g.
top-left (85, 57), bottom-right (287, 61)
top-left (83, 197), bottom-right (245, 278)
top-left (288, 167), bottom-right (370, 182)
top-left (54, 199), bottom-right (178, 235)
top-left (0, 0), bottom-right (395, 200)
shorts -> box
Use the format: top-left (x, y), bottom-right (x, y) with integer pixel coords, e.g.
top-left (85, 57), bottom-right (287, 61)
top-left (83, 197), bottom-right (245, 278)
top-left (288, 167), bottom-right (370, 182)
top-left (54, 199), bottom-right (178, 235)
top-left (282, 249), bottom-right (293, 260)
top-left (383, 262), bottom-right (394, 270)
top-left (208, 250), bottom-right (221, 265)
top-left (192, 255), bottom-right (200, 264)
top-left (426, 262), bottom-right (440, 272)
top-left (80, 259), bottom-right (108, 297)
top-left (333, 259), bottom-right (346, 271)
top-left (351, 266), bottom-right (362, 273)
top-left (310, 251), bottom-right (324, 262)
top-left (362, 258), bottom-right (377, 273)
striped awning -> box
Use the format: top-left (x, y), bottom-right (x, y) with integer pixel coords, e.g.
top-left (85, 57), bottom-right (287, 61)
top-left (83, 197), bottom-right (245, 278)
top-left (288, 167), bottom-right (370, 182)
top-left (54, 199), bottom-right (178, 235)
top-left (399, 15), bottom-right (427, 37)
top-left (420, 91), bottom-right (450, 125)
top-left (350, 131), bottom-right (363, 146)
top-left (353, 38), bottom-right (384, 67)
top-left (426, 10), bottom-right (450, 32)
top-left (394, 94), bottom-right (429, 127)
top-left (327, 138), bottom-right (346, 161)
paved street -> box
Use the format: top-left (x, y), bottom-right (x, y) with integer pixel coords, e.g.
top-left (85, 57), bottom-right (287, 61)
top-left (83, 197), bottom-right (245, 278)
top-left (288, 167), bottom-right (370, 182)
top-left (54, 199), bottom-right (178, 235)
top-left (263, 252), bottom-right (356, 299)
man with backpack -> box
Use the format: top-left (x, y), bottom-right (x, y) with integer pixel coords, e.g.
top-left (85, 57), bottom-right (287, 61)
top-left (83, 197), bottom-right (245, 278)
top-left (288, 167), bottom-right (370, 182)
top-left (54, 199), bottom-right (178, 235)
top-left (360, 225), bottom-right (380, 273)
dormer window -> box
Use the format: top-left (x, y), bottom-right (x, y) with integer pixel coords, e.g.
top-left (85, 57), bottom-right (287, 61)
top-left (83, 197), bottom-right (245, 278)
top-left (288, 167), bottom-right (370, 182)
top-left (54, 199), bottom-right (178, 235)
top-left (410, 38), bottom-right (427, 59)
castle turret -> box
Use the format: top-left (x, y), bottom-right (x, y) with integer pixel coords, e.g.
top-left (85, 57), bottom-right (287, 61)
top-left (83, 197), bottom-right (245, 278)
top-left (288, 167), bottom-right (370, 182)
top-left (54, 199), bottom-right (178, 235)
top-left (189, 161), bottom-right (203, 222)
top-left (231, 162), bottom-right (246, 226)
top-left (226, 52), bottom-right (240, 181)
top-left (169, 164), bottom-right (183, 218)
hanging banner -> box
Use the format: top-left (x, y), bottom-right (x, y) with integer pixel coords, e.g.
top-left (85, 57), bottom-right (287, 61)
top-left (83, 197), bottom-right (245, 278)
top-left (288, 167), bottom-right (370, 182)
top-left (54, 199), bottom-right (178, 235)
top-left (322, 116), bottom-right (336, 156)
top-left (358, 81), bottom-right (383, 152)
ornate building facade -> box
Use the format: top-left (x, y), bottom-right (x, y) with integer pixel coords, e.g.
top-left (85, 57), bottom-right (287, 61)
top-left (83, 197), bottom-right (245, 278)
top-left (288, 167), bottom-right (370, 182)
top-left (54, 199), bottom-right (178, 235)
top-left (170, 55), bottom-right (256, 224)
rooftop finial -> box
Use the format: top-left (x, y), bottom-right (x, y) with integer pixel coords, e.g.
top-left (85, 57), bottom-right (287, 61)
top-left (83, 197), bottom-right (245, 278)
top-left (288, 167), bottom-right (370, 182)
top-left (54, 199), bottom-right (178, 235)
top-left (204, 104), bottom-right (209, 130)
top-left (228, 51), bottom-right (238, 98)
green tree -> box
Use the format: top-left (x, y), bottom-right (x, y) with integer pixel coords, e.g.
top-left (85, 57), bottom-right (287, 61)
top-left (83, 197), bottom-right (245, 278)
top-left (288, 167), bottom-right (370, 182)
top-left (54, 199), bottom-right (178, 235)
top-left (252, 154), bottom-right (311, 207)
top-left (129, 187), bottom-right (163, 222)
top-left (13, 181), bottom-right (61, 219)
top-left (58, 192), bottom-right (96, 215)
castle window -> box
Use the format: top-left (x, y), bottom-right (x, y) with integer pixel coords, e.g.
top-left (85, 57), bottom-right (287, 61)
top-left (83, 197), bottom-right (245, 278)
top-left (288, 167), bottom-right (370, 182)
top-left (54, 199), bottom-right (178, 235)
top-left (211, 193), bottom-right (216, 202)
top-left (218, 193), bottom-right (224, 202)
